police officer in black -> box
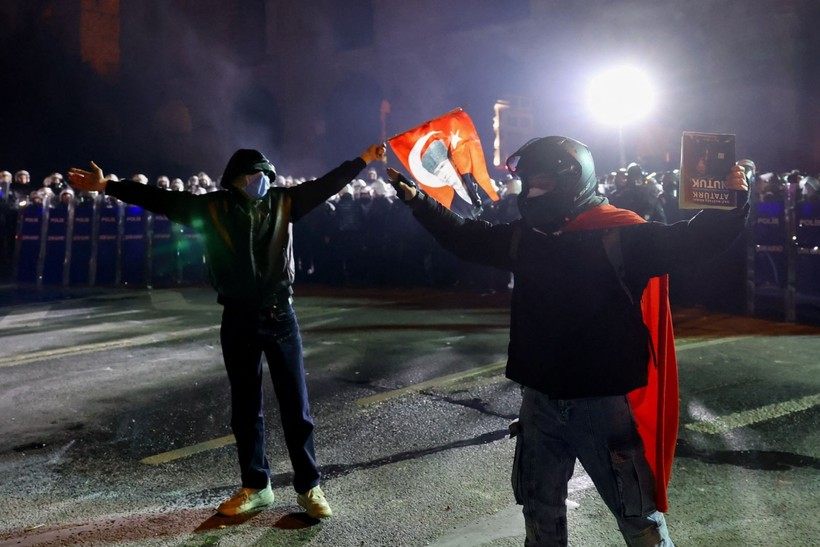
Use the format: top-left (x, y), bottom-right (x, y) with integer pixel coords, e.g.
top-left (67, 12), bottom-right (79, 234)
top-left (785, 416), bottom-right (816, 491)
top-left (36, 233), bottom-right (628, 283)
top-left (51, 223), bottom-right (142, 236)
top-left (610, 162), bottom-right (667, 223)
top-left (69, 142), bottom-right (386, 519)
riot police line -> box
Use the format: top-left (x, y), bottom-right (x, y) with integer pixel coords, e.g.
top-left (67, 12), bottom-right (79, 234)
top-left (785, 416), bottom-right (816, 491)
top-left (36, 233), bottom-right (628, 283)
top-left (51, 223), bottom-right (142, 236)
top-left (8, 194), bottom-right (207, 288)
top-left (749, 193), bottom-right (820, 323)
top-left (1, 189), bottom-right (500, 292)
top-left (3, 188), bottom-right (820, 324)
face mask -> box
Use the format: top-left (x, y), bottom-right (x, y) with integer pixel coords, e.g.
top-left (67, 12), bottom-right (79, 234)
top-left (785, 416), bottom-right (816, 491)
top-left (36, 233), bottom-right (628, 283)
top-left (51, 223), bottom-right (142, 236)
top-left (518, 191), bottom-right (571, 230)
top-left (239, 172), bottom-right (270, 200)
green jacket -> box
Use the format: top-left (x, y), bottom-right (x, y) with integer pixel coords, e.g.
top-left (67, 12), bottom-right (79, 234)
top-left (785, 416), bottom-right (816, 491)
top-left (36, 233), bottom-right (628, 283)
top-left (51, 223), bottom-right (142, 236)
top-left (106, 157), bottom-right (366, 308)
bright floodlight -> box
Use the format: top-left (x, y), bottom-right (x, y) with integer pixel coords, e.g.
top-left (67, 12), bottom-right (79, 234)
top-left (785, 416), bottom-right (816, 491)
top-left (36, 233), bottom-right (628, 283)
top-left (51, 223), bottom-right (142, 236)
top-left (588, 66), bottom-right (655, 126)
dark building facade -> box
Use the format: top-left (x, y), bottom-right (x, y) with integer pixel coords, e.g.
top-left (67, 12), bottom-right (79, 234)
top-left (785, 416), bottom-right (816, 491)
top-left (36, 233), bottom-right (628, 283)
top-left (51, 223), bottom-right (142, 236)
top-left (1, 0), bottom-right (819, 180)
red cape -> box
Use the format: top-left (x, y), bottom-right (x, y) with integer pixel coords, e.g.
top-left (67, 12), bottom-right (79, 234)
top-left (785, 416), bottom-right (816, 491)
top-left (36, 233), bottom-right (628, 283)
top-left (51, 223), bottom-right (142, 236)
top-left (564, 205), bottom-right (679, 512)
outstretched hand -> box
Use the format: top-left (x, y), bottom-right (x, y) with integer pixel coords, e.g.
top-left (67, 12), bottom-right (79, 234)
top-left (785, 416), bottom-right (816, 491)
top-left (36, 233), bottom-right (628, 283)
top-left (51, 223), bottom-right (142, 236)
top-left (68, 162), bottom-right (108, 192)
top-left (360, 143), bottom-right (387, 164)
top-left (386, 167), bottom-right (417, 202)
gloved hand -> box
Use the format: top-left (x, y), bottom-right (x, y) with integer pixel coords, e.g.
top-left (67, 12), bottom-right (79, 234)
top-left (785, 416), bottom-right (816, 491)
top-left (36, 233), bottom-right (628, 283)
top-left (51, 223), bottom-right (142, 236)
top-left (386, 167), bottom-right (418, 202)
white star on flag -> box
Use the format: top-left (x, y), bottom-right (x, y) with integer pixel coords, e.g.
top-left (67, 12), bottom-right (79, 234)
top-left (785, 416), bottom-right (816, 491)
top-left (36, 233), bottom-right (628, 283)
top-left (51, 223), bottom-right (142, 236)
top-left (449, 130), bottom-right (462, 149)
top-left (387, 108), bottom-right (499, 218)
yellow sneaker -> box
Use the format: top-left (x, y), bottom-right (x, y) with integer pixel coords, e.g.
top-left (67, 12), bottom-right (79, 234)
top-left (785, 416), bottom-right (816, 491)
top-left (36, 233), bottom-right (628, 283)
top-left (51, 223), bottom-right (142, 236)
top-left (297, 485), bottom-right (333, 518)
top-left (217, 484), bottom-right (275, 516)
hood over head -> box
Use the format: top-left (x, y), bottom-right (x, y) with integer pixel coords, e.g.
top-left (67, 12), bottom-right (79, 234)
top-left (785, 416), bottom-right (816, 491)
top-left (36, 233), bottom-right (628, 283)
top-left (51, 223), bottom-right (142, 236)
top-left (220, 149), bottom-right (277, 190)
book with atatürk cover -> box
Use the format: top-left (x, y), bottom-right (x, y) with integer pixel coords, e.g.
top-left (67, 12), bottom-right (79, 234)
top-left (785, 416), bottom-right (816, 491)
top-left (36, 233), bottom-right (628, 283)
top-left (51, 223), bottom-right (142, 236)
top-left (679, 132), bottom-right (737, 209)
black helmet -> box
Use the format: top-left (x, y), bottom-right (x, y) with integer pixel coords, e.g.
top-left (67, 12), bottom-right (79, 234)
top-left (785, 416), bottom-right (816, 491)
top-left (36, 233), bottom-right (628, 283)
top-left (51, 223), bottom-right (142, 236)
top-left (506, 136), bottom-right (598, 217)
top-left (626, 162), bottom-right (644, 184)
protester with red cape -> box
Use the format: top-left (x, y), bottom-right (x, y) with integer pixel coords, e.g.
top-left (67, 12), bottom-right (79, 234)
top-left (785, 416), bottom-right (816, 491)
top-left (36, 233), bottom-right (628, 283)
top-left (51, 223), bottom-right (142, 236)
top-left (387, 136), bottom-right (748, 547)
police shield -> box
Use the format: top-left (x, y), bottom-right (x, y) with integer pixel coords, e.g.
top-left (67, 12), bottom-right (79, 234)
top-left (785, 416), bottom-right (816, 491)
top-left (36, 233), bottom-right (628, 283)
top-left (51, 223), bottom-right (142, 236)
top-left (42, 201), bottom-right (71, 285)
top-left (69, 200), bottom-right (95, 286)
top-left (14, 202), bottom-right (46, 284)
top-left (150, 213), bottom-right (178, 287)
top-left (121, 204), bottom-right (150, 287)
top-left (796, 201), bottom-right (820, 320)
top-left (177, 223), bottom-right (207, 285)
top-left (752, 201), bottom-right (787, 316)
top-left (94, 199), bottom-right (122, 285)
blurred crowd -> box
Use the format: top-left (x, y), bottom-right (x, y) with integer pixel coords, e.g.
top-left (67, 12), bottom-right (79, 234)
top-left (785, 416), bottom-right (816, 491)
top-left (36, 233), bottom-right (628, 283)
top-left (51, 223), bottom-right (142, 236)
top-left (3, 159), bottom-right (819, 217)
top-left (599, 161), bottom-right (820, 225)
top-left (0, 166), bottom-right (519, 291)
top-left (1, 160), bottom-right (819, 292)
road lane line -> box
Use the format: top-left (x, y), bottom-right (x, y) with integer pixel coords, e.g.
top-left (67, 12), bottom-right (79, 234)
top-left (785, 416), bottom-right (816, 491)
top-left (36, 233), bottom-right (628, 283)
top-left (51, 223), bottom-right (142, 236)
top-left (676, 336), bottom-right (751, 350)
top-left (140, 434), bottom-right (236, 465)
top-left (356, 360), bottom-right (506, 406)
top-left (0, 307), bottom-right (51, 328)
top-left (429, 471), bottom-right (594, 546)
top-left (1, 304), bottom-right (344, 368)
top-left (142, 360), bottom-right (508, 465)
top-left (354, 335), bottom-right (748, 407)
top-left (149, 290), bottom-right (215, 311)
top-left (354, 335), bottom-right (747, 407)
top-left (685, 393), bottom-right (820, 434)
top-left (137, 336), bottom-right (760, 464)
top-left (0, 325), bottom-right (219, 368)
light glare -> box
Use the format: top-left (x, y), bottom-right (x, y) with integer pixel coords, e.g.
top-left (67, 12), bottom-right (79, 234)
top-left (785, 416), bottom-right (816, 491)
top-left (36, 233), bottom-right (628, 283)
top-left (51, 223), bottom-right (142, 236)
top-left (588, 66), bottom-right (655, 126)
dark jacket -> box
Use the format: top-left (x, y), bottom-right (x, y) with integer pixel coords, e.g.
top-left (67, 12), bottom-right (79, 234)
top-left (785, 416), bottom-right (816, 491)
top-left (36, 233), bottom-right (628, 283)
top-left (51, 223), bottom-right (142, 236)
top-left (406, 192), bottom-right (748, 398)
top-left (106, 157), bottom-right (366, 309)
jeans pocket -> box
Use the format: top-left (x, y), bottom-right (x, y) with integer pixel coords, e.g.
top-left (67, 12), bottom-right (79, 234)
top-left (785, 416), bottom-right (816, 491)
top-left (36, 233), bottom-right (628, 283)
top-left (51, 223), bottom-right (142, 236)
top-left (609, 440), bottom-right (656, 518)
top-left (272, 306), bottom-right (292, 323)
top-left (260, 307), bottom-right (298, 343)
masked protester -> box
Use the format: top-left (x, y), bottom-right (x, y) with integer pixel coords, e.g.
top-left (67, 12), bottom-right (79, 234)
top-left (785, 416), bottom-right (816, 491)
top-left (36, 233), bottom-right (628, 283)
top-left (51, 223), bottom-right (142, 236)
top-left (387, 136), bottom-right (749, 547)
top-left (69, 143), bottom-right (386, 519)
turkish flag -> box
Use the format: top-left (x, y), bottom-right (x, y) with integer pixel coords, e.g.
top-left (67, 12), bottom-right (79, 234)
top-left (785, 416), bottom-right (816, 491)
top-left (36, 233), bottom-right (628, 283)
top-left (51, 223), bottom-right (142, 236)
top-left (388, 108), bottom-right (499, 218)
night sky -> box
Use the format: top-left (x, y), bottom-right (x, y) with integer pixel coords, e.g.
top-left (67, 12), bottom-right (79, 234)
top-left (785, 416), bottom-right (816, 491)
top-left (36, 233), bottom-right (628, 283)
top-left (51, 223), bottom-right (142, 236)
top-left (2, 0), bottom-right (819, 184)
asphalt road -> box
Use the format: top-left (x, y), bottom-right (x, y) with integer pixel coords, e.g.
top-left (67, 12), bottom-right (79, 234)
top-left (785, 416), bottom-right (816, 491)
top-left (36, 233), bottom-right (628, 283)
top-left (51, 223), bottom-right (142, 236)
top-left (0, 284), bottom-right (818, 546)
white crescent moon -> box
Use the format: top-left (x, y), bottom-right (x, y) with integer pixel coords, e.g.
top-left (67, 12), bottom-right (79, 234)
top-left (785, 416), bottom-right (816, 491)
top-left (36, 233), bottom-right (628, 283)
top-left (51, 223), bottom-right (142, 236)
top-left (408, 131), bottom-right (448, 188)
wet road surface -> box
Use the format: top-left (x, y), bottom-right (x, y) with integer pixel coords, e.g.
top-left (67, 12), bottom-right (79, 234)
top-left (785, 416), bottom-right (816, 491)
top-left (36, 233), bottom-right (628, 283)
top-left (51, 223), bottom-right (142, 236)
top-left (0, 285), bottom-right (818, 546)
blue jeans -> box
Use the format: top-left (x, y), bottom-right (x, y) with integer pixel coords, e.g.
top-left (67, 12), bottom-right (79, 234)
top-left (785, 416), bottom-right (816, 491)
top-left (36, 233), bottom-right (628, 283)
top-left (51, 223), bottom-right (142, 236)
top-left (512, 388), bottom-right (674, 547)
top-left (220, 303), bottom-right (320, 494)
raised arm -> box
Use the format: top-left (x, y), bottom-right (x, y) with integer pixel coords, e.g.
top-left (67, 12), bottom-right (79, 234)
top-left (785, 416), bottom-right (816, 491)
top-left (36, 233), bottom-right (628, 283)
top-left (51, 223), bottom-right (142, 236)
top-left (69, 161), bottom-right (204, 226)
top-left (386, 167), bottom-right (515, 269)
top-left (288, 143), bottom-right (386, 221)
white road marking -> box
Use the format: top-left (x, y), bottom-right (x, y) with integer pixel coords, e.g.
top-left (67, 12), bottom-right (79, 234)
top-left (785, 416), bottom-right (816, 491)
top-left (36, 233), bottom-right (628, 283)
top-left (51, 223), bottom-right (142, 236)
top-left (149, 290), bottom-right (216, 311)
top-left (0, 325), bottom-right (219, 368)
top-left (676, 336), bottom-right (751, 351)
top-left (140, 434), bottom-right (235, 465)
top-left (685, 393), bottom-right (820, 434)
top-left (355, 336), bottom-right (748, 407)
top-left (676, 337), bottom-right (820, 434)
top-left (356, 360), bottom-right (507, 406)
top-left (0, 308), bottom-right (51, 329)
top-left (428, 470), bottom-right (594, 546)
top-left (300, 317), bottom-right (342, 330)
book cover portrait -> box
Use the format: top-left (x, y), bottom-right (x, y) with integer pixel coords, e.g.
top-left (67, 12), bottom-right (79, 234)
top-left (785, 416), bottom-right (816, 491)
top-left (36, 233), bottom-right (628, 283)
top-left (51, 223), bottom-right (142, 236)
top-left (680, 132), bottom-right (737, 209)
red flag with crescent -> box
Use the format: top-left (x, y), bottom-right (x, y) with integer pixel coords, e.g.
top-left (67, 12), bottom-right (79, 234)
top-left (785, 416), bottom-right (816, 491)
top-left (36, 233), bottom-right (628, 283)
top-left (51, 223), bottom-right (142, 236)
top-left (388, 108), bottom-right (499, 218)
